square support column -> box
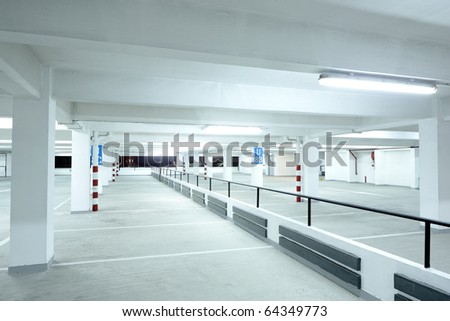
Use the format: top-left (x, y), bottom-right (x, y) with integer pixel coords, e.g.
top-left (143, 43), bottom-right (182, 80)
top-left (302, 136), bottom-right (320, 197)
top-left (223, 148), bottom-right (233, 181)
top-left (419, 115), bottom-right (450, 225)
top-left (71, 130), bottom-right (91, 213)
top-left (9, 69), bottom-right (55, 273)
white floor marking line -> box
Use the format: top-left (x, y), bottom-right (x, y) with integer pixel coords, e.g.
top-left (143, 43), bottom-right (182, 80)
top-left (0, 236), bottom-right (10, 247)
top-left (0, 189), bottom-right (10, 193)
top-left (352, 231), bottom-right (423, 240)
top-left (325, 187), bottom-right (387, 197)
top-left (54, 207), bottom-right (202, 215)
top-left (54, 197), bottom-right (71, 210)
top-left (55, 221), bottom-right (227, 233)
top-left (100, 199), bottom-right (191, 204)
top-left (53, 246), bottom-right (273, 267)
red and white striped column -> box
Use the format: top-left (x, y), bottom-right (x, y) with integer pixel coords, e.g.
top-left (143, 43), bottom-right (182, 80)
top-left (92, 131), bottom-right (99, 212)
top-left (92, 165), bottom-right (99, 211)
top-left (296, 164), bottom-right (302, 202)
top-left (112, 162), bottom-right (116, 182)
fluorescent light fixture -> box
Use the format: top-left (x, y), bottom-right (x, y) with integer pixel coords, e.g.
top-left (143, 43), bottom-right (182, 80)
top-left (203, 125), bottom-right (262, 135)
top-left (0, 118), bottom-right (12, 129)
top-left (335, 130), bottom-right (419, 140)
top-left (55, 140), bottom-right (72, 145)
top-left (0, 119), bottom-right (70, 129)
top-left (319, 73), bottom-right (437, 95)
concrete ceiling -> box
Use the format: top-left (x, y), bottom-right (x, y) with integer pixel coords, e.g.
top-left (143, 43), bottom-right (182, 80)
top-left (1, 0), bottom-right (450, 151)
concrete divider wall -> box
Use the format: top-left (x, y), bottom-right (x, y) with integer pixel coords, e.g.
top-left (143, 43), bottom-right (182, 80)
top-left (155, 170), bottom-right (450, 301)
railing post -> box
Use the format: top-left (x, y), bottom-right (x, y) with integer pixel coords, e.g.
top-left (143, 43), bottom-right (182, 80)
top-left (307, 198), bottom-right (312, 226)
top-left (187, 173), bottom-right (190, 184)
top-left (256, 188), bottom-right (260, 208)
top-left (196, 175), bottom-right (199, 187)
top-left (425, 221), bottom-right (431, 268)
top-left (228, 182), bottom-right (231, 198)
top-left (209, 178), bottom-right (212, 191)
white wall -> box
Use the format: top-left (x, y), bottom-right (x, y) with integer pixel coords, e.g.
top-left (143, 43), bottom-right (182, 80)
top-left (239, 156), bottom-right (265, 174)
top-left (326, 149), bottom-right (416, 188)
top-left (325, 151), bottom-right (350, 181)
top-left (6, 152), bottom-right (11, 176)
top-left (119, 168), bottom-right (152, 176)
top-left (352, 151), bottom-right (375, 184)
top-left (0, 153), bottom-right (5, 177)
top-left (273, 152), bottom-right (296, 176)
top-left (55, 168), bottom-right (71, 176)
top-left (0, 152), bottom-right (12, 177)
top-left (374, 149), bottom-right (414, 187)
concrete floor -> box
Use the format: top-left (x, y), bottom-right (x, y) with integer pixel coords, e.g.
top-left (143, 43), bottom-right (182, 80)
top-left (0, 175), bottom-right (362, 301)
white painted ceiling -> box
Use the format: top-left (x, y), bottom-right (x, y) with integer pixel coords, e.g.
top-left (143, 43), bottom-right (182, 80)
top-left (1, 0), bottom-right (450, 151)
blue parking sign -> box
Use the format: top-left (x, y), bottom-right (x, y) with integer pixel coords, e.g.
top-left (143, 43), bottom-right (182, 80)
top-left (98, 145), bottom-right (103, 165)
top-left (90, 145), bottom-right (103, 166)
top-left (253, 147), bottom-right (263, 165)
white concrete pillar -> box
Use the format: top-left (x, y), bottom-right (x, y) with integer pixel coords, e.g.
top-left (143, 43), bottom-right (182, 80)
top-left (103, 153), bottom-right (114, 182)
top-left (302, 137), bottom-right (320, 197)
top-left (71, 130), bottom-right (91, 213)
top-left (100, 166), bottom-right (109, 189)
top-left (251, 165), bottom-right (264, 186)
top-left (419, 115), bottom-right (450, 224)
top-left (410, 148), bottom-right (419, 189)
top-left (251, 147), bottom-right (264, 187)
top-left (187, 152), bottom-right (194, 174)
top-left (9, 68), bottom-right (55, 273)
top-left (194, 151), bottom-right (200, 175)
top-left (223, 148), bottom-right (233, 181)
top-left (374, 150), bottom-right (385, 185)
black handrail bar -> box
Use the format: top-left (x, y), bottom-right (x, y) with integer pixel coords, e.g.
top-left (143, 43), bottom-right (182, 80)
top-left (155, 167), bottom-right (450, 268)
top-left (161, 168), bottom-right (450, 228)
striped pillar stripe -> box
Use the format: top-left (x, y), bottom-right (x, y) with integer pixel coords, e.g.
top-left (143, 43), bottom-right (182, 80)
top-left (204, 165), bottom-right (207, 180)
top-left (296, 164), bottom-right (302, 202)
top-left (112, 163), bottom-right (116, 182)
top-left (92, 165), bottom-right (99, 212)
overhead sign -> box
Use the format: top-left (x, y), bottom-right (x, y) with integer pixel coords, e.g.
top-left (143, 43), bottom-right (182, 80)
top-left (253, 147), bottom-right (263, 165)
top-left (90, 145), bottom-right (103, 166)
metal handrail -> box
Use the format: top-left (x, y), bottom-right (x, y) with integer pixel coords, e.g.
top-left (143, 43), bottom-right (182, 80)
top-left (155, 167), bottom-right (450, 269)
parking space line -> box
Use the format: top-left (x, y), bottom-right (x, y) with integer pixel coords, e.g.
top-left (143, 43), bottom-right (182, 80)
top-left (55, 221), bottom-right (227, 233)
top-left (54, 197), bottom-right (71, 210)
top-left (53, 246), bottom-right (273, 268)
top-left (0, 237), bottom-right (10, 247)
top-left (325, 187), bottom-right (388, 197)
top-left (352, 231), bottom-right (423, 240)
